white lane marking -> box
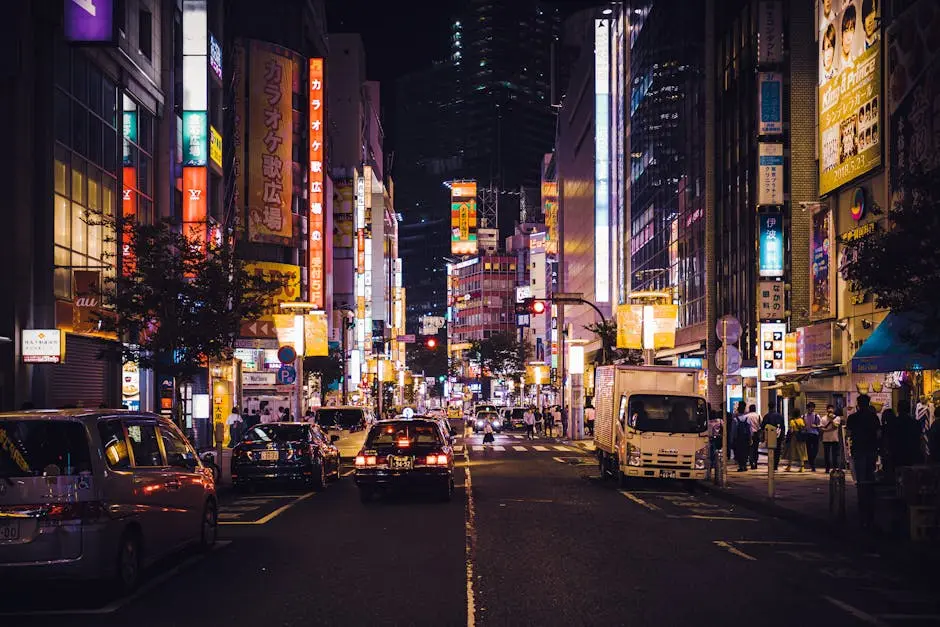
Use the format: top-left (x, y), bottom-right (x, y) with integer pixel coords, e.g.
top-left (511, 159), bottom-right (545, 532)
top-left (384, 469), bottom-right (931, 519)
top-left (464, 440), bottom-right (476, 627)
top-left (669, 515), bottom-right (758, 522)
top-left (219, 491), bottom-right (315, 525)
top-left (619, 490), bottom-right (662, 511)
top-left (513, 446), bottom-right (527, 451)
top-left (876, 614), bottom-right (940, 621)
top-left (492, 445), bottom-right (506, 451)
top-left (472, 445), bottom-right (484, 451)
top-left (0, 541), bottom-right (233, 616)
top-left (713, 540), bottom-right (758, 561)
top-left (341, 469), bottom-right (355, 477)
top-left (823, 596), bottom-right (890, 626)
top-left (553, 445), bottom-right (573, 452)
top-left (533, 445), bottom-right (549, 451)
top-left (734, 540), bottom-right (815, 546)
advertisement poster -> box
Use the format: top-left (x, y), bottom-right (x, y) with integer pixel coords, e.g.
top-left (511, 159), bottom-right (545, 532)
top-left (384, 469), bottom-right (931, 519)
top-left (810, 204), bottom-right (835, 320)
top-left (650, 304), bottom-right (678, 349)
top-left (451, 181), bottom-right (478, 255)
top-left (757, 1), bottom-right (783, 64)
top-left (304, 312), bottom-right (329, 357)
top-left (758, 212), bottom-right (784, 277)
top-left (758, 73), bottom-right (783, 135)
top-left (244, 261), bottom-right (301, 315)
top-left (232, 41), bottom-right (246, 234)
top-left (757, 143), bottom-right (784, 205)
top-left (248, 41), bottom-right (293, 243)
top-left (759, 322), bottom-right (787, 382)
top-left (616, 304), bottom-right (644, 350)
top-left (818, 0), bottom-right (882, 196)
top-left (887, 0), bottom-right (940, 196)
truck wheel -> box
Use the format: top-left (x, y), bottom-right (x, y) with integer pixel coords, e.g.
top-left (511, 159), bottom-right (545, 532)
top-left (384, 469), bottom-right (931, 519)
top-left (617, 466), bottom-right (631, 490)
top-left (597, 452), bottom-right (607, 479)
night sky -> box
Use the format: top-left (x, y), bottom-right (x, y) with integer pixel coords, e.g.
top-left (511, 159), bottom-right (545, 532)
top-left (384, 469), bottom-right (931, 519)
top-left (326, 1), bottom-right (457, 151)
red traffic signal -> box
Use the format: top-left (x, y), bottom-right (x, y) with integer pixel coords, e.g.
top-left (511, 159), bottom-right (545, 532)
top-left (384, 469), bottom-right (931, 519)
top-left (426, 337), bottom-right (438, 349)
top-left (528, 299), bottom-right (546, 315)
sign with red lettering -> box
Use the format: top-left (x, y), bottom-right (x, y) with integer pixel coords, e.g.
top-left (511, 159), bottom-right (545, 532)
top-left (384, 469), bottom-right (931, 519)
top-left (308, 58), bottom-right (325, 309)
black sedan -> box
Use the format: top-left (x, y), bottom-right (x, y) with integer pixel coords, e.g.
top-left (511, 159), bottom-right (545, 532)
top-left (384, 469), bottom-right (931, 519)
top-left (354, 418), bottom-right (455, 502)
top-left (232, 422), bottom-right (341, 491)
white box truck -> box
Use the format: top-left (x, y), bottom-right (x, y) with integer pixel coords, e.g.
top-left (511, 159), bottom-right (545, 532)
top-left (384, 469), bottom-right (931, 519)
top-left (594, 365), bottom-right (709, 484)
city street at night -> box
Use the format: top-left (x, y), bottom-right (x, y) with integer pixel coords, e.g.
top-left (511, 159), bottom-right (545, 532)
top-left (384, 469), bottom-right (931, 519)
top-left (3, 433), bottom-right (937, 626)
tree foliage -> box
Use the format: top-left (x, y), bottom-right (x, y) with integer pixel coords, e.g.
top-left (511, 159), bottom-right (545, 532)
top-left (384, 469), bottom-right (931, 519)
top-left (102, 219), bottom-right (284, 377)
top-left (584, 320), bottom-right (644, 365)
top-left (467, 332), bottom-right (530, 380)
top-left (842, 169), bottom-right (940, 353)
top-left (304, 344), bottom-right (343, 388)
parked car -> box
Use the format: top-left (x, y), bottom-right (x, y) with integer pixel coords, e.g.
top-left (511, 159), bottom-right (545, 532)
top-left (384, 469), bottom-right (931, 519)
top-left (0, 409), bottom-right (217, 593)
top-left (312, 406), bottom-right (367, 432)
top-left (231, 422), bottom-right (341, 491)
top-left (354, 418), bottom-right (455, 502)
top-left (503, 407), bottom-right (527, 430)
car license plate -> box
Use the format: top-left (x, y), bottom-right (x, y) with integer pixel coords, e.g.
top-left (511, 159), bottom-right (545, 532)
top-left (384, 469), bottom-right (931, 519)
top-left (260, 450), bottom-right (279, 461)
top-left (390, 456), bottom-right (412, 470)
top-left (0, 522), bottom-right (20, 542)
top-left (659, 470), bottom-right (677, 479)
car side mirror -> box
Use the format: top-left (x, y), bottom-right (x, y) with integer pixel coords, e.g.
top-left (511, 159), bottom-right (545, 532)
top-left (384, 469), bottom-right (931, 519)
top-left (185, 455), bottom-right (199, 471)
top-left (330, 434), bottom-right (340, 443)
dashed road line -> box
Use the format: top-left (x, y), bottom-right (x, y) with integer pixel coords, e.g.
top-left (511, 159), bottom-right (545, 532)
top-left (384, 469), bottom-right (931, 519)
top-left (513, 446), bottom-right (527, 451)
top-left (669, 514), bottom-right (758, 521)
top-left (823, 596), bottom-right (890, 626)
top-left (713, 540), bottom-right (758, 561)
top-left (619, 490), bottom-right (662, 511)
top-left (533, 445), bottom-right (549, 451)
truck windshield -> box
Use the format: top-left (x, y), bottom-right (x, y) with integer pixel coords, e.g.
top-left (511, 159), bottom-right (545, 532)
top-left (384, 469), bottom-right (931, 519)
top-left (627, 395), bottom-right (707, 434)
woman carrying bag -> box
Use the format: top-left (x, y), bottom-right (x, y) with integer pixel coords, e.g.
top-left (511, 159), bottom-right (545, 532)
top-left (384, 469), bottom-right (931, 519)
top-left (786, 409), bottom-right (808, 472)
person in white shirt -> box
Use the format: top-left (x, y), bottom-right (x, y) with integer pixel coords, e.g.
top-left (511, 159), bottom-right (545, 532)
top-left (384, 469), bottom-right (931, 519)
top-left (523, 407), bottom-right (536, 440)
top-left (584, 403), bottom-right (596, 437)
top-left (820, 404), bottom-right (843, 472)
top-left (226, 407), bottom-right (244, 447)
top-left (745, 405), bottom-right (762, 470)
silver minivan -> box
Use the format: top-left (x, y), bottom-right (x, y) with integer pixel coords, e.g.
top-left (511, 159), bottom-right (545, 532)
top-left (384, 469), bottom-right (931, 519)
top-left (0, 409), bottom-right (217, 592)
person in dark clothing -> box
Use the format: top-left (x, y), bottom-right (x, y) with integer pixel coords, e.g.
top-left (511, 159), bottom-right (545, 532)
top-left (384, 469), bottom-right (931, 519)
top-left (879, 408), bottom-right (898, 480)
top-left (891, 408), bottom-right (925, 469)
top-left (928, 410), bottom-right (940, 464)
top-left (761, 407), bottom-right (786, 470)
top-left (732, 409), bottom-right (752, 471)
top-left (846, 394), bottom-right (881, 529)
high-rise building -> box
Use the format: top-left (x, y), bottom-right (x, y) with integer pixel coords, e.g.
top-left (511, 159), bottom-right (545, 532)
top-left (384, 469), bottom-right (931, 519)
top-left (628, 0), bottom-right (707, 358)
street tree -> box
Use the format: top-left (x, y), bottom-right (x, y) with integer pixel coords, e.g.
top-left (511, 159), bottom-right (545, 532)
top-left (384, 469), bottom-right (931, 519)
top-left (304, 344), bottom-right (343, 390)
top-left (467, 332), bottom-right (530, 380)
top-left (584, 320), bottom-right (644, 366)
top-left (98, 219), bottom-right (284, 378)
top-left (842, 169), bottom-right (940, 353)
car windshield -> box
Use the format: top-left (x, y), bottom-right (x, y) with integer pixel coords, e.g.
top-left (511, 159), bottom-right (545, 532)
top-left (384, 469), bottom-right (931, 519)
top-left (315, 408), bottom-right (364, 428)
top-left (626, 395), bottom-right (708, 434)
top-left (366, 421), bottom-right (443, 448)
top-left (0, 419), bottom-right (92, 477)
top-left (477, 412), bottom-right (498, 421)
top-left (512, 409), bottom-right (525, 418)
top-left (243, 424), bottom-right (308, 443)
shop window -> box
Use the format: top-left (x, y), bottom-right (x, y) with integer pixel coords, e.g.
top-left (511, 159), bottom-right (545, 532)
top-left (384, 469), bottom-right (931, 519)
top-left (139, 10), bottom-right (153, 60)
top-left (54, 195), bottom-right (70, 248)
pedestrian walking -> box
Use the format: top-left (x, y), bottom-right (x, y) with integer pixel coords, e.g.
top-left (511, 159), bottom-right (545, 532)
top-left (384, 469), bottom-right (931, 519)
top-left (535, 406), bottom-right (544, 436)
top-left (820, 404), bottom-right (842, 472)
top-left (561, 405), bottom-right (568, 438)
top-left (803, 402), bottom-right (822, 471)
top-left (732, 410), bottom-right (752, 471)
top-left (523, 407), bottom-right (536, 440)
top-left (891, 407), bottom-right (925, 469)
top-left (785, 409), bottom-right (808, 472)
top-left (226, 406), bottom-right (244, 447)
top-left (879, 408), bottom-right (898, 480)
top-left (482, 416), bottom-right (495, 447)
top-left (745, 404), bottom-right (762, 470)
top-left (261, 408), bottom-right (275, 424)
top-left (761, 406), bottom-right (785, 470)
top-left (553, 405), bottom-right (562, 438)
top-left (585, 402), bottom-right (596, 437)
top-left (543, 407), bottom-right (554, 438)
top-left (708, 409), bottom-right (723, 469)
top-left (846, 394), bottom-right (881, 529)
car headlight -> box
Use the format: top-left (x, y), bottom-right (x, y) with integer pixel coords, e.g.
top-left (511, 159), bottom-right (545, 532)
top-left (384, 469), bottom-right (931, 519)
top-left (694, 445), bottom-right (709, 470)
top-left (476, 420), bottom-right (484, 427)
top-left (493, 420), bottom-right (501, 427)
top-left (626, 443), bottom-right (642, 467)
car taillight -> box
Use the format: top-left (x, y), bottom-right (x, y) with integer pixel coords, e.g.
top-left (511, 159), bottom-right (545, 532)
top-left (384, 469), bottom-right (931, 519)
top-left (41, 501), bottom-right (109, 525)
top-left (397, 438), bottom-right (411, 448)
top-left (355, 455), bottom-right (378, 467)
top-left (426, 454), bottom-right (448, 465)
top-left (287, 445), bottom-right (307, 460)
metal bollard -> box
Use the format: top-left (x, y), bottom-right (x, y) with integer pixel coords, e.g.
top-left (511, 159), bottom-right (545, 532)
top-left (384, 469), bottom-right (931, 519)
top-left (829, 469), bottom-right (846, 522)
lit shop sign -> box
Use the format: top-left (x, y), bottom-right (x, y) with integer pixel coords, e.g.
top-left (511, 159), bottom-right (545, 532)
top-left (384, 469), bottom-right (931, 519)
top-left (121, 166), bottom-right (137, 276)
top-left (678, 357), bottom-right (703, 369)
top-left (758, 212), bottom-right (784, 277)
top-left (64, 0), bottom-right (117, 44)
top-left (182, 166), bottom-right (208, 251)
top-left (209, 33), bottom-right (223, 81)
top-left (182, 111), bottom-right (208, 166)
top-left (759, 322), bottom-right (787, 382)
top-left (450, 181), bottom-right (478, 256)
top-left (22, 329), bottom-right (66, 364)
top-left (122, 111), bottom-right (136, 166)
top-left (594, 18), bottom-right (611, 303)
top-left (308, 58), bottom-right (325, 309)
top-left (209, 126), bottom-right (222, 169)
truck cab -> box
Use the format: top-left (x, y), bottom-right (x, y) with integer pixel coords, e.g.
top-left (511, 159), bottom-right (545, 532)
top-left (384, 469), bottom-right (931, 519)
top-left (594, 366), bottom-right (709, 483)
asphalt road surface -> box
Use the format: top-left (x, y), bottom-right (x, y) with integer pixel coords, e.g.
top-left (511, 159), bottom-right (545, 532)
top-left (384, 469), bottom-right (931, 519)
top-left (3, 430), bottom-right (937, 626)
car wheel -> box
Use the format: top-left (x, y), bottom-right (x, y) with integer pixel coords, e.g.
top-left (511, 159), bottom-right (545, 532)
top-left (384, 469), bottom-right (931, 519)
top-left (200, 500), bottom-right (218, 551)
top-left (359, 487), bottom-right (374, 503)
top-left (115, 529), bottom-right (142, 594)
top-left (313, 462), bottom-right (326, 490)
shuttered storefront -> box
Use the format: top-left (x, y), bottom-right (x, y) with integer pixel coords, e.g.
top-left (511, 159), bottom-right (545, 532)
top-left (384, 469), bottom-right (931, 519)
top-left (48, 334), bottom-right (120, 409)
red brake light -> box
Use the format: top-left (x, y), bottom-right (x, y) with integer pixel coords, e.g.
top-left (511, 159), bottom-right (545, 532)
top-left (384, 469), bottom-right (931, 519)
top-left (397, 438), bottom-right (411, 448)
top-left (355, 454), bottom-right (378, 466)
top-left (355, 455), bottom-right (366, 466)
top-left (41, 501), bottom-right (108, 525)
top-left (426, 454), bottom-right (448, 465)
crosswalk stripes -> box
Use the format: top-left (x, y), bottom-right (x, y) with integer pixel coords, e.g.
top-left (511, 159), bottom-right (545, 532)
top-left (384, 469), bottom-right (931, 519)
top-left (513, 446), bottom-right (527, 451)
top-left (533, 445), bottom-right (548, 451)
top-left (464, 443), bottom-right (583, 454)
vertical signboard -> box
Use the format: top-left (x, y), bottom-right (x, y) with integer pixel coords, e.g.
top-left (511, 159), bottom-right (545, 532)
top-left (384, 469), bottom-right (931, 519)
top-left (810, 204), bottom-right (835, 320)
top-left (304, 312), bottom-right (329, 357)
top-left (758, 212), bottom-right (784, 277)
top-left (308, 58), bottom-right (325, 309)
top-left (594, 18), bottom-right (611, 303)
top-left (209, 33), bottom-right (223, 81)
top-left (182, 111), bottom-right (208, 166)
top-left (182, 166), bottom-right (208, 250)
top-left (541, 155), bottom-right (558, 257)
top-left (759, 322), bottom-right (787, 382)
top-left (450, 181), bottom-right (478, 255)
top-left (616, 304), bottom-right (644, 350)
top-left (758, 72), bottom-right (783, 135)
top-left (818, 0), bottom-right (881, 196)
top-left (650, 304), bottom-right (678, 349)
top-left (248, 41), bottom-right (293, 243)
top-left (758, 280), bottom-right (785, 321)
top-left (209, 126), bottom-right (222, 170)
top-left (887, 0), bottom-right (940, 194)
top-left (64, 0), bottom-right (116, 44)
top-left (232, 40), bottom-right (246, 234)
top-left (757, 143), bottom-right (784, 205)
top-left (757, 1), bottom-right (783, 64)
top-left (121, 166), bottom-right (137, 276)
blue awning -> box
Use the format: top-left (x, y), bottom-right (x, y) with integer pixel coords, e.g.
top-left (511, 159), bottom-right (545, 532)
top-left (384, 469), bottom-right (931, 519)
top-left (851, 312), bottom-right (940, 373)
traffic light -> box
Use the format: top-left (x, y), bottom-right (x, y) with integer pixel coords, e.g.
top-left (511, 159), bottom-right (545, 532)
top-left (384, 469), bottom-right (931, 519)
top-left (426, 337), bottom-right (438, 349)
top-left (528, 299), bottom-right (546, 315)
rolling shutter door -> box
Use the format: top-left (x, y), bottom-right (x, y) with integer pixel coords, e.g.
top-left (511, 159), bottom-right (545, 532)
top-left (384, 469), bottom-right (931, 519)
top-left (48, 334), bottom-right (119, 409)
